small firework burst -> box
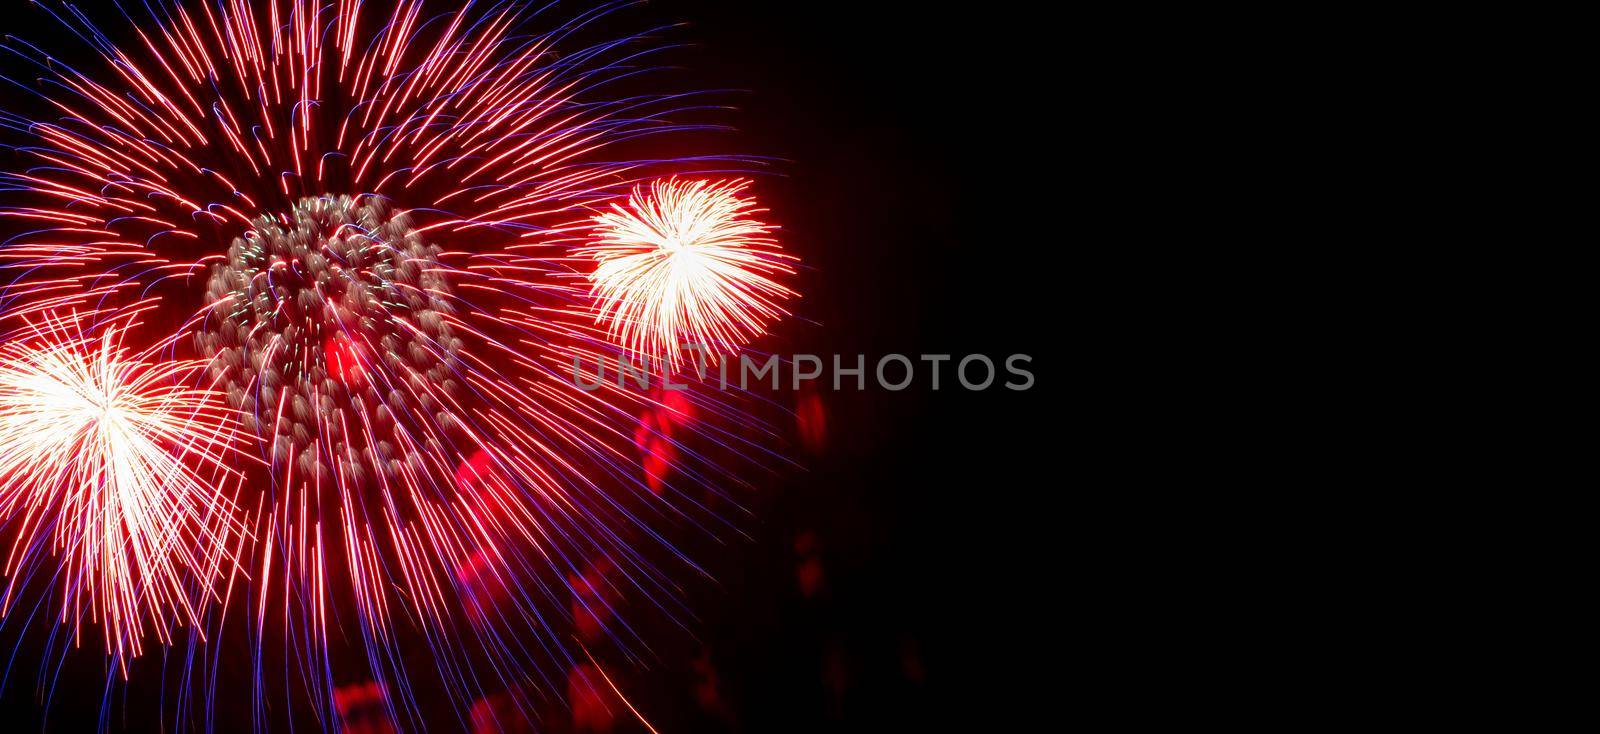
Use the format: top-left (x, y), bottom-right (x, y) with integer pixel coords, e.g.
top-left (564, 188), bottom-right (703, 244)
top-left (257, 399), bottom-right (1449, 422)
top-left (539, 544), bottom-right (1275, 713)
top-left (0, 312), bottom-right (246, 670)
top-left (584, 178), bottom-right (798, 370)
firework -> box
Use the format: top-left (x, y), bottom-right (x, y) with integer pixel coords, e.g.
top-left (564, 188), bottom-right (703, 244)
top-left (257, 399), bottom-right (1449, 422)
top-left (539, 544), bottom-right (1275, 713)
top-left (198, 194), bottom-right (462, 488)
top-left (0, 311), bottom-right (246, 671)
top-left (584, 178), bottom-right (798, 370)
top-left (0, 0), bottom-right (792, 729)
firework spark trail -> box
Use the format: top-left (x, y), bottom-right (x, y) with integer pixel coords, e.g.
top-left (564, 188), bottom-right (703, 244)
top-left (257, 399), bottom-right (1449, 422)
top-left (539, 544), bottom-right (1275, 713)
top-left (0, 310), bottom-right (247, 673)
top-left (584, 177), bottom-right (797, 371)
top-left (0, 1), bottom-right (797, 729)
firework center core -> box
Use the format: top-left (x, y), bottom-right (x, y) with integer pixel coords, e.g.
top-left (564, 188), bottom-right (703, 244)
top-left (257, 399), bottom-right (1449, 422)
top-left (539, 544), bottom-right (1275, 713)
top-left (200, 195), bottom-right (463, 487)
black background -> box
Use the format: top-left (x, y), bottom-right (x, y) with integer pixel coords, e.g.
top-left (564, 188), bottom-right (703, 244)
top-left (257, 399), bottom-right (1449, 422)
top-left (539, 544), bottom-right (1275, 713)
top-left (0, 1), bottom-right (1057, 731)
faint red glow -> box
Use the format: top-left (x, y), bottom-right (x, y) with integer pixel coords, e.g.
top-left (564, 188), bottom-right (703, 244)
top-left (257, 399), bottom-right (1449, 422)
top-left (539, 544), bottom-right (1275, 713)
top-left (334, 681), bottom-right (398, 734)
top-left (456, 547), bottom-right (513, 629)
top-left (822, 643), bottom-right (849, 718)
top-left (795, 531), bottom-right (825, 599)
top-left (796, 386), bottom-right (828, 453)
top-left (690, 648), bottom-right (735, 725)
top-left (570, 557), bottom-right (619, 641)
top-left (469, 690), bottom-right (536, 734)
top-left (634, 389), bottom-right (699, 495)
top-left (568, 663), bottom-right (617, 733)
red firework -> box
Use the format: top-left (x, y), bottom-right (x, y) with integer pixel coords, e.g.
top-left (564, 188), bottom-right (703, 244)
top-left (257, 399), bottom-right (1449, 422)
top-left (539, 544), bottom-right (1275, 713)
top-left (0, 0), bottom-right (796, 729)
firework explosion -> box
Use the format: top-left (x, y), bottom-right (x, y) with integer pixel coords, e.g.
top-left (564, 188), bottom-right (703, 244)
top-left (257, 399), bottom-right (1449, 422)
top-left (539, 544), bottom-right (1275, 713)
top-left (0, 312), bottom-right (246, 672)
top-left (585, 178), bottom-right (797, 371)
top-left (0, 1), bottom-right (798, 731)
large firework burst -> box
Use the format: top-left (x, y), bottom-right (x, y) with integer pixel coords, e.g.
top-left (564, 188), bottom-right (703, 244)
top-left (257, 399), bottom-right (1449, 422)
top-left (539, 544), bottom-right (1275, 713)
top-left (0, 1), bottom-right (798, 730)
